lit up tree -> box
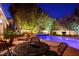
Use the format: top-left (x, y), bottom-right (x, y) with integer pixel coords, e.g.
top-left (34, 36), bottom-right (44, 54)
top-left (9, 4), bottom-right (56, 34)
top-left (68, 22), bottom-right (79, 34)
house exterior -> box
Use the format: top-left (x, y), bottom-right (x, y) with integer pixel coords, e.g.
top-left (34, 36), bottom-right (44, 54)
top-left (0, 5), bottom-right (9, 40)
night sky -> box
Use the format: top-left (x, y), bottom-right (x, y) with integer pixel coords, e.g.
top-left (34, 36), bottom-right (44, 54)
top-left (2, 3), bottom-right (79, 19)
top-left (2, 3), bottom-right (12, 18)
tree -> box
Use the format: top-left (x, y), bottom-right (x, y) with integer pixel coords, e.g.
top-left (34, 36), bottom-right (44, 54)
top-left (9, 4), bottom-right (56, 34)
top-left (68, 22), bottom-right (79, 33)
top-left (74, 7), bottom-right (79, 17)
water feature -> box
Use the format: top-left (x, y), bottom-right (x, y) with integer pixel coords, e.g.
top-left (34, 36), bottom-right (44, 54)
top-left (37, 34), bottom-right (79, 49)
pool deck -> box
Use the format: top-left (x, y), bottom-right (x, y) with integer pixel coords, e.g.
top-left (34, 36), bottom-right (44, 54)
top-left (40, 39), bottom-right (79, 56)
top-left (0, 35), bottom-right (79, 56)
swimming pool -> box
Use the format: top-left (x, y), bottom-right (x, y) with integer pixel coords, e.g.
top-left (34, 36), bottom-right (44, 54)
top-left (36, 34), bottom-right (79, 50)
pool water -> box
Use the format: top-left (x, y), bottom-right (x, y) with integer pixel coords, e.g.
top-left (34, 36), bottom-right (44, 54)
top-left (36, 34), bottom-right (79, 50)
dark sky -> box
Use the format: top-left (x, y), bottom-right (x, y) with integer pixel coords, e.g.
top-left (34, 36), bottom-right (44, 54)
top-left (2, 3), bottom-right (79, 19)
top-left (2, 3), bottom-right (12, 18)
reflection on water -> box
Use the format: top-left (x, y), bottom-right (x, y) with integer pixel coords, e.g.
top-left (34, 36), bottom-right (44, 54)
top-left (37, 34), bottom-right (79, 49)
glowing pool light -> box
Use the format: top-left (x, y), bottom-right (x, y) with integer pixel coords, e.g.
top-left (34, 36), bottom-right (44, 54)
top-left (37, 34), bottom-right (79, 49)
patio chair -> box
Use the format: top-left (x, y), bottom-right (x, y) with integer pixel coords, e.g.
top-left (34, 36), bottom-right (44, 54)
top-left (46, 42), bottom-right (68, 56)
top-left (29, 37), bottom-right (41, 47)
top-left (0, 39), bottom-right (14, 56)
top-left (0, 40), bottom-right (9, 51)
top-left (29, 37), bottom-right (40, 43)
top-left (3, 40), bottom-right (15, 56)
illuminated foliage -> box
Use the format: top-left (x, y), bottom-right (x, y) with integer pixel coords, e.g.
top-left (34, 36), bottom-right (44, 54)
top-left (9, 4), bottom-right (56, 34)
top-left (68, 22), bottom-right (79, 32)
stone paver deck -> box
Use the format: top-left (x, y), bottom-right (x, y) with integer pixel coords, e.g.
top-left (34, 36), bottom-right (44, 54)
top-left (0, 36), bottom-right (79, 56)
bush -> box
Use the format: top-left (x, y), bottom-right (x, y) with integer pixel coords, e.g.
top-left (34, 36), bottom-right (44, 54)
top-left (4, 27), bottom-right (17, 39)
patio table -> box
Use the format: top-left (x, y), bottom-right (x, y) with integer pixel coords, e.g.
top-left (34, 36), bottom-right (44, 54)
top-left (12, 42), bottom-right (49, 56)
